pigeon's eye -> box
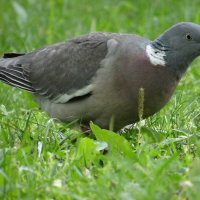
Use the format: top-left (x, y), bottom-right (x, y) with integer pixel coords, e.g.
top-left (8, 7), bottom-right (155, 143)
top-left (186, 34), bottom-right (192, 40)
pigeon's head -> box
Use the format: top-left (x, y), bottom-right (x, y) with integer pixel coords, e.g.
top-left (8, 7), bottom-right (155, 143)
top-left (148, 22), bottom-right (200, 73)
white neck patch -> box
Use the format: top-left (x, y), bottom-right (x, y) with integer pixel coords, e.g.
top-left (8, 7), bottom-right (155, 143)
top-left (146, 44), bottom-right (166, 66)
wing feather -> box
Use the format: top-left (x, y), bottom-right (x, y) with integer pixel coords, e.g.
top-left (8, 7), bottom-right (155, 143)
top-left (0, 32), bottom-right (118, 102)
top-left (22, 33), bottom-right (112, 102)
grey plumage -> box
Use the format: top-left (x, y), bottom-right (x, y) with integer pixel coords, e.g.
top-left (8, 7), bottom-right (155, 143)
top-left (1, 22), bottom-right (200, 130)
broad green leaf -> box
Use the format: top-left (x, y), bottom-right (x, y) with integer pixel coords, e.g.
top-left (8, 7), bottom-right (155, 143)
top-left (90, 123), bottom-right (137, 161)
top-left (74, 137), bottom-right (99, 168)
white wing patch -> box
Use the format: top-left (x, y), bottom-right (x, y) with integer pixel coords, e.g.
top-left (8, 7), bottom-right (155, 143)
top-left (107, 39), bottom-right (118, 55)
top-left (146, 44), bottom-right (166, 66)
top-left (53, 84), bottom-right (94, 103)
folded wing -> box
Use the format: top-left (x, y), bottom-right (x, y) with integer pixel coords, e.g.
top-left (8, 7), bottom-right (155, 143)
top-left (0, 33), bottom-right (112, 103)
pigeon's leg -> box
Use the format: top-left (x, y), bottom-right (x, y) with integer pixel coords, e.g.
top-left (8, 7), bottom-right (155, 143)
top-left (80, 124), bottom-right (91, 135)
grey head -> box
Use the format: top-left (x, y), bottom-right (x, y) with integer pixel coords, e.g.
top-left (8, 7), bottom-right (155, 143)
top-left (148, 22), bottom-right (200, 76)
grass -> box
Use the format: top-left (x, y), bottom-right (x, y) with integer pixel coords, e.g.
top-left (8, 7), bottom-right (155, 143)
top-left (0, 0), bottom-right (200, 199)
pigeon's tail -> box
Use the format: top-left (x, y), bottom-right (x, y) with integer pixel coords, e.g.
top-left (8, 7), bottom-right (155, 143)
top-left (0, 55), bottom-right (35, 92)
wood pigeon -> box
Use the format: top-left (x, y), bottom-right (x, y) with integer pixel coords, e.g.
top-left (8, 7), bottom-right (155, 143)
top-left (0, 22), bottom-right (200, 131)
